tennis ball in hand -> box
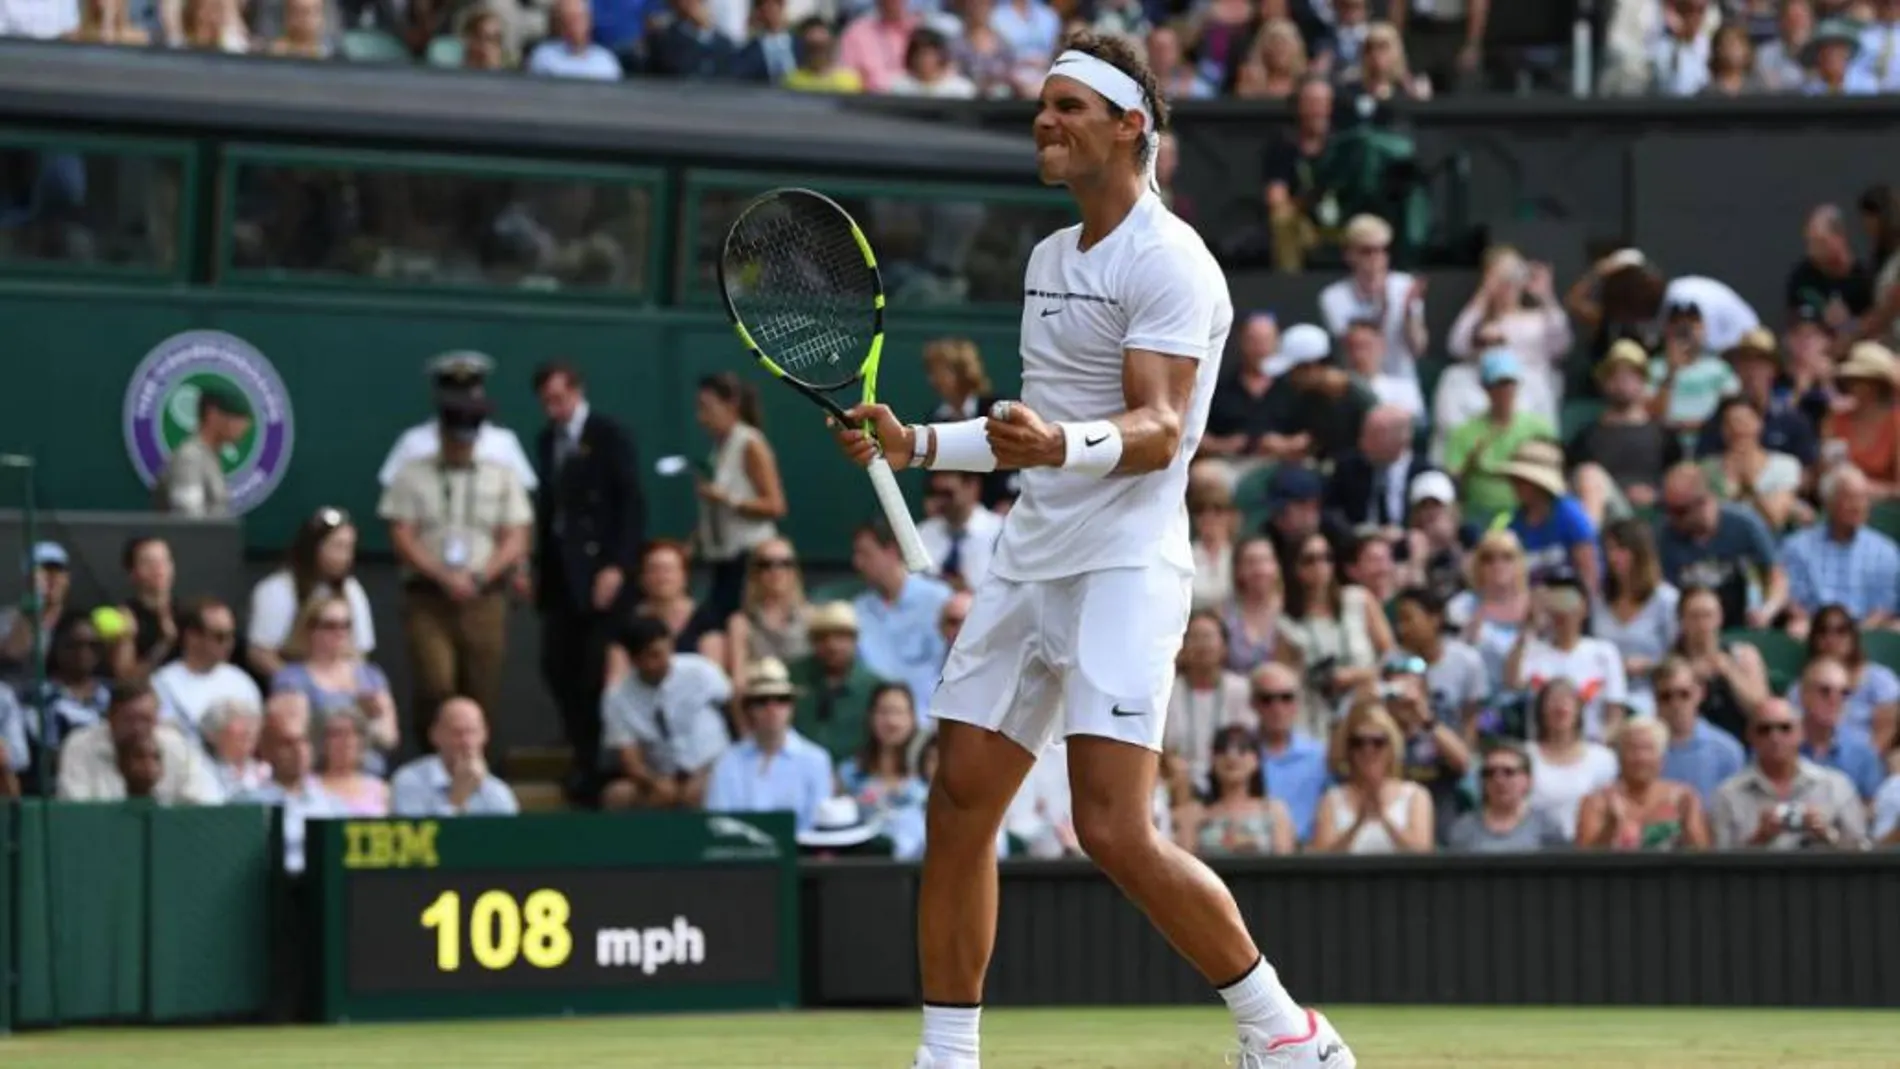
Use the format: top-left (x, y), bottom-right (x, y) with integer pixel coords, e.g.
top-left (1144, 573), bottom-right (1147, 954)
top-left (91, 606), bottom-right (130, 641)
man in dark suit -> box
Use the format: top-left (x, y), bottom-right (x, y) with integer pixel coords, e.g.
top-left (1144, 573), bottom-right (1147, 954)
top-left (1323, 404), bottom-right (1436, 547)
top-left (532, 360), bottom-right (646, 804)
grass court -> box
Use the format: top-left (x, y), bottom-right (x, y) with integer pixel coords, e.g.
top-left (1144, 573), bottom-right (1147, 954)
top-left (6, 1005), bottom-right (1897, 1068)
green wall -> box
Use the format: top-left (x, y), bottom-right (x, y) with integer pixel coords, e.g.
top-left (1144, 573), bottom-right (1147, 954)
top-left (6, 801), bottom-right (273, 1028)
top-left (0, 281), bottom-right (1024, 557)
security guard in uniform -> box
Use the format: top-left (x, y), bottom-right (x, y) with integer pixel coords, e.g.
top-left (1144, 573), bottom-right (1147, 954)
top-left (377, 351), bottom-right (539, 492)
top-left (378, 396), bottom-right (535, 746)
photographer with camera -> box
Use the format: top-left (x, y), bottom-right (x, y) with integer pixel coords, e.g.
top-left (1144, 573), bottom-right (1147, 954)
top-left (1380, 651), bottom-right (1471, 845)
top-left (1709, 698), bottom-right (1867, 850)
top-left (1648, 301), bottom-right (1738, 439)
top-left (1275, 532), bottom-right (1394, 738)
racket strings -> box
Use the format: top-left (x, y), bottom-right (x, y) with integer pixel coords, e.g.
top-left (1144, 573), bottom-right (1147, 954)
top-left (722, 196), bottom-right (876, 387)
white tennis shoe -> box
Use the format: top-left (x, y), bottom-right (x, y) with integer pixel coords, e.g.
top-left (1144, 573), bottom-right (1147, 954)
top-left (908, 1045), bottom-right (978, 1069)
top-left (1232, 1009), bottom-right (1355, 1068)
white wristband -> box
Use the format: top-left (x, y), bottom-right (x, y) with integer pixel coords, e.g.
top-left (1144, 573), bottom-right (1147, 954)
top-left (905, 425), bottom-right (931, 469)
top-left (1060, 420), bottom-right (1122, 478)
top-left (926, 418), bottom-right (997, 473)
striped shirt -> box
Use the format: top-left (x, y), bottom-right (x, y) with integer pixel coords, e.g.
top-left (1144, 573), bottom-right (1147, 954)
top-left (1779, 523), bottom-right (1900, 619)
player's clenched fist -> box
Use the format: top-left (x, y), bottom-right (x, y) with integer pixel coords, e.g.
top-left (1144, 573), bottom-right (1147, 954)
top-left (833, 403), bottom-right (913, 469)
top-left (986, 400), bottom-right (1065, 469)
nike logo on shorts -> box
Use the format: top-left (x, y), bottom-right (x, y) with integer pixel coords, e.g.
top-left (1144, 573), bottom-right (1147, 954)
top-left (1040, 307), bottom-right (1062, 317)
top-left (1110, 705), bottom-right (1143, 717)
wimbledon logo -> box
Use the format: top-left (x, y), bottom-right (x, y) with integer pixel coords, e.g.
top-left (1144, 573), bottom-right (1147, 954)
top-left (122, 330), bottom-right (295, 515)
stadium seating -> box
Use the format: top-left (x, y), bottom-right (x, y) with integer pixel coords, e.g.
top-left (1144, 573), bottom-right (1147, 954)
top-left (1725, 628), bottom-right (1804, 694)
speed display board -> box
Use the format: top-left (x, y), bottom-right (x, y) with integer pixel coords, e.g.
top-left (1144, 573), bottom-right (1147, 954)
top-left (306, 812), bottom-right (798, 1022)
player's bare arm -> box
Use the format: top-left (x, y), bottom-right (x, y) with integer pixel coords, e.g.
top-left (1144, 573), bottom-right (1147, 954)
top-left (984, 348), bottom-right (1196, 473)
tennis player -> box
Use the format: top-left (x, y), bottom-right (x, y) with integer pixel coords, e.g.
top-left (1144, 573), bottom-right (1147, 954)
top-left (834, 32), bottom-right (1355, 1069)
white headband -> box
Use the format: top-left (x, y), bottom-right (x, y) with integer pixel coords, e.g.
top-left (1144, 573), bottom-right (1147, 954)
top-left (1047, 50), bottom-right (1160, 192)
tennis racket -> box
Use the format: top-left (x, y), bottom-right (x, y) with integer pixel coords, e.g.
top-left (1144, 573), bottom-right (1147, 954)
top-left (716, 187), bottom-right (932, 574)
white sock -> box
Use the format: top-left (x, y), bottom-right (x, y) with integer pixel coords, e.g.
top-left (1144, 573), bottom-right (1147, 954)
top-left (921, 1004), bottom-right (981, 1063)
top-left (1218, 957), bottom-right (1307, 1041)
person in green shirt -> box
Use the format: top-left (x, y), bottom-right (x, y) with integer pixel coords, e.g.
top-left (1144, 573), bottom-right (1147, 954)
top-left (1444, 349), bottom-right (1557, 523)
top-left (787, 601), bottom-right (887, 764)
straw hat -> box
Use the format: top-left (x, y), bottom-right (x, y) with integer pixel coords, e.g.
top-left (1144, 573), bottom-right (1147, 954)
top-left (1837, 342), bottom-right (1899, 389)
top-left (1594, 339), bottom-right (1649, 382)
top-left (1721, 328), bottom-right (1779, 366)
top-left (742, 657), bottom-right (800, 700)
top-left (806, 601), bottom-right (860, 635)
top-left (1497, 438), bottom-right (1568, 498)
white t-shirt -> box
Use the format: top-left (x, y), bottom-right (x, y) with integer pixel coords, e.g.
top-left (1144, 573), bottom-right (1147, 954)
top-left (918, 506), bottom-right (1004, 588)
top-left (150, 661), bottom-right (264, 736)
top-left (1660, 275), bottom-right (1760, 353)
top-left (601, 653), bottom-right (733, 775)
top-left (889, 73), bottom-right (979, 98)
top-left (1319, 272), bottom-right (1425, 386)
top-left (376, 420), bottom-right (539, 490)
top-left (992, 192), bottom-right (1232, 583)
top-left (247, 570), bottom-right (377, 655)
top-left (1529, 741), bottom-right (1619, 840)
top-left (1518, 636), bottom-right (1630, 742)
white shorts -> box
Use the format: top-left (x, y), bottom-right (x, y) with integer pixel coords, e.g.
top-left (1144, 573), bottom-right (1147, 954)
top-left (928, 563), bottom-right (1192, 756)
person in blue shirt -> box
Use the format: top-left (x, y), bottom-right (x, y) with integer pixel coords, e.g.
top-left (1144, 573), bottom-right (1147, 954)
top-left (1794, 656), bottom-right (1887, 801)
top-left (705, 657), bottom-right (834, 831)
top-left (1654, 656), bottom-right (1744, 802)
top-left (850, 519), bottom-right (953, 711)
top-left (1691, 329), bottom-right (1819, 466)
top-left (1249, 662), bottom-right (1330, 844)
top-left (1498, 437), bottom-right (1600, 593)
top-left (388, 697), bottom-right (520, 818)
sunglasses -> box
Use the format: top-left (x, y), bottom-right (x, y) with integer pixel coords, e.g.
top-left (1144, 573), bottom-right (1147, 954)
top-left (1480, 765), bottom-right (1525, 779)
top-left (1215, 741), bottom-right (1256, 755)
top-left (754, 558), bottom-right (797, 571)
top-left (1252, 689), bottom-right (1298, 704)
top-left (312, 506), bottom-right (351, 530)
top-left (1752, 722), bottom-right (1796, 736)
top-left (316, 617), bottom-right (352, 631)
top-left (1348, 734), bottom-right (1389, 750)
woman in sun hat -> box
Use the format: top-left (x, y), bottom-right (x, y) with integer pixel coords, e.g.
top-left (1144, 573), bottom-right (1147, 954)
top-left (1500, 438), bottom-right (1602, 596)
top-left (1822, 341), bottom-right (1900, 496)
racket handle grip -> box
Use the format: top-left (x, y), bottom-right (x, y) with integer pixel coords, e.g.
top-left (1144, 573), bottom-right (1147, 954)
top-left (866, 457), bottom-right (934, 574)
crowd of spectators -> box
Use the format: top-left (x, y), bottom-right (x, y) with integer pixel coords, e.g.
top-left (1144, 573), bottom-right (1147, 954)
top-left (11, 6), bottom-right (1900, 864)
top-left (0, 523), bottom-right (520, 871)
top-left (12, 0), bottom-right (1900, 106)
top-left (0, 0), bottom-right (1509, 102)
top-left (20, 171), bottom-right (1900, 863)
top-left (1604, 0), bottom-right (1900, 98)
